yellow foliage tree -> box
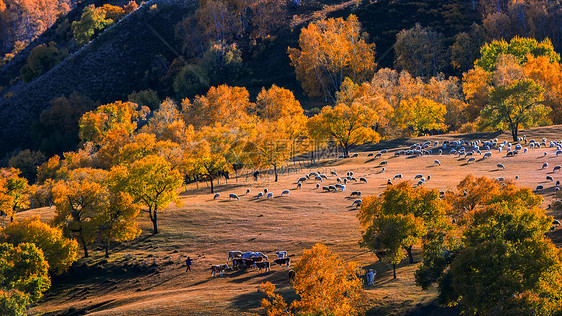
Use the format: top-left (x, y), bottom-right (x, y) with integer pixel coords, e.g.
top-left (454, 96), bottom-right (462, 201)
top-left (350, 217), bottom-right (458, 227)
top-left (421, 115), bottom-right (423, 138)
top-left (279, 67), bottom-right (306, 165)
top-left (109, 155), bottom-right (182, 234)
top-left (182, 85), bottom-right (252, 129)
top-left (288, 14), bottom-right (376, 102)
top-left (307, 103), bottom-right (380, 157)
top-left (0, 216), bottom-right (78, 275)
top-left (0, 168), bottom-right (30, 223)
top-left (97, 192), bottom-right (141, 258)
top-left (52, 168), bottom-right (109, 257)
top-left (392, 96), bottom-right (447, 136)
top-left (261, 243), bottom-right (363, 316)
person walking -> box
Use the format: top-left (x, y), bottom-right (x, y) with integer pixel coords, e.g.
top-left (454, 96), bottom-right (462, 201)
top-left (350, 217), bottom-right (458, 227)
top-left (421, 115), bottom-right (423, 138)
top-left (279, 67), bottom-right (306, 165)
top-left (186, 256), bottom-right (193, 272)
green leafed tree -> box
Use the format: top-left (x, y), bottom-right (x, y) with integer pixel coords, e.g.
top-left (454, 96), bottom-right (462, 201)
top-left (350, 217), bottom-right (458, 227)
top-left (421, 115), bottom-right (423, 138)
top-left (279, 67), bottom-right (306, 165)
top-left (71, 4), bottom-right (114, 46)
top-left (480, 79), bottom-right (549, 141)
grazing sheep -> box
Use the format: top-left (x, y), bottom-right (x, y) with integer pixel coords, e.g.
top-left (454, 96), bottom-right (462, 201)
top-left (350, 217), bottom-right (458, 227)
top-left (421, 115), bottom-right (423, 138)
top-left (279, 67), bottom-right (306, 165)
top-left (352, 199), bottom-right (362, 207)
top-left (556, 180), bottom-right (560, 186)
top-left (554, 165), bottom-right (561, 172)
top-left (337, 178), bottom-right (342, 183)
top-left (387, 179), bottom-right (393, 186)
top-left (374, 153), bottom-right (382, 159)
top-left (229, 193), bottom-right (240, 201)
top-left (434, 160), bottom-right (441, 166)
top-left (553, 220), bottom-right (561, 226)
top-left (320, 174), bottom-right (328, 180)
top-left (344, 178), bottom-right (348, 184)
top-left (367, 153), bottom-right (374, 157)
top-left (350, 191), bottom-right (361, 197)
top-left (350, 153), bottom-right (359, 158)
top-left (322, 186), bottom-right (330, 192)
top-left (497, 163), bottom-right (505, 170)
top-left (331, 171), bottom-right (338, 176)
top-left (264, 188), bottom-right (268, 194)
top-left (547, 176), bottom-right (554, 181)
top-left (328, 185), bottom-right (336, 191)
top-left (417, 180), bottom-right (424, 186)
top-left (393, 174), bottom-right (403, 180)
top-left (496, 177), bottom-right (505, 182)
top-left (246, 188), bottom-right (251, 195)
top-left (340, 185), bottom-right (346, 191)
top-left (515, 175), bottom-right (519, 180)
top-left (381, 167), bottom-right (386, 173)
top-left (544, 152), bottom-right (548, 156)
top-left (267, 192), bottom-right (274, 199)
top-left (315, 176), bottom-right (323, 182)
top-left (347, 171), bottom-right (354, 176)
top-left (298, 177), bottom-right (307, 183)
top-left (297, 183), bottom-right (302, 189)
top-left (467, 157), bottom-right (476, 163)
top-left (557, 150), bottom-right (562, 156)
top-left (281, 190), bottom-right (290, 196)
top-left (483, 152), bottom-right (492, 158)
top-left (316, 183), bottom-right (320, 189)
top-left (213, 193), bottom-right (221, 200)
top-left (360, 177), bottom-right (368, 183)
top-left (257, 192), bottom-right (263, 198)
top-left (381, 149), bottom-right (388, 153)
top-left (414, 174), bottom-right (423, 179)
top-left (542, 163), bottom-right (549, 169)
top-left (379, 160), bottom-right (388, 166)
top-left (427, 175), bottom-right (431, 181)
top-left (524, 148), bottom-right (528, 153)
top-left (536, 185), bottom-right (544, 190)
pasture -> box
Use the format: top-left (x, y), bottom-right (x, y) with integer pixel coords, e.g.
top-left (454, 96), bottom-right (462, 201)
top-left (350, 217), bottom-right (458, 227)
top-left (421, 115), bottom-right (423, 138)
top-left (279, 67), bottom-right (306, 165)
top-left (26, 126), bottom-right (562, 315)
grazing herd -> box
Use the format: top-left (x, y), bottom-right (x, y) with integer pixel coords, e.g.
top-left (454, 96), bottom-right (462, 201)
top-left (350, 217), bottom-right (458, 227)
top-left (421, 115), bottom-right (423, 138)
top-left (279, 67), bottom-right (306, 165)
top-left (210, 251), bottom-right (291, 278)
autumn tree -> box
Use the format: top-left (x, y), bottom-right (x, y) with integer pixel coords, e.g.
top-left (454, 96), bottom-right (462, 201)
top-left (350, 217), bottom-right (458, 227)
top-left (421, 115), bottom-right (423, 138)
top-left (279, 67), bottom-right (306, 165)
top-left (79, 101), bottom-right (148, 145)
top-left (8, 149), bottom-right (45, 182)
top-left (0, 216), bottom-right (78, 275)
top-left (97, 192), bottom-right (140, 258)
top-left (307, 103), bottom-right (380, 157)
top-left (394, 24), bottom-right (446, 78)
top-left (71, 4), bottom-right (114, 45)
top-left (0, 168), bottom-right (30, 222)
top-left (358, 182), bottom-right (449, 278)
top-left (480, 79), bottom-right (548, 141)
top-left (261, 243), bottom-right (363, 316)
top-left (288, 14), bottom-right (376, 102)
top-left (109, 155), bottom-right (182, 234)
top-left (52, 168), bottom-right (109, 257)
top-left (523, 55), bottom-right (562, 124)
top-left (0, 242), bottom-right (50, 313)
top-left (182, 84), bottom-right (252, 129)
top-left (188, 124), bottom-right (236, 193)
top-left (392, 96), bottom-right (448, 136)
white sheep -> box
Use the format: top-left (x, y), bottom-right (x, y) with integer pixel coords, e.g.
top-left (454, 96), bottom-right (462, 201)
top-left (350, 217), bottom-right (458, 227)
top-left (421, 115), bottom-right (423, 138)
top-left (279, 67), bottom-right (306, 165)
top-left (229, 193), bottom-right (240, 201)
top-left (554, 165), bottom-right (561, 172)
top-left (393, 174), bottom-right (403, 180)
top-left (536, 185), bottom-right (544, 190)
top-left (414, 174), bottom-right (423, 179)
top-left (434, 160), bottom-right (441, 166)
top-left (350, 153), bottom-right (359, 158)
top-left (467, 157), bottom-right (476, 163)
top-left (281, 190), bottom-right (290, 196)
top-left (213, 193), bottom-right (221, 199)
top-left (379, 160), bottom-right (388, 166)
top-left (381, 167), bottom-right (385, 173)
top-left (352, 199), bottom-right (362, 207)
top-left (264, 188), bottom-right (268, 194)
top-left (297, 183), bottom-right (302, 189)
top-left (331, 171), bottom-right (338, 176)
top-left (497, 163), bottom-right (505, 170)
top-left (246, 188), bottom-right (251, 195)
top-left (267, 192), bottom-right (274, 199)
top-left (546, 176), bottom-right (554, 181)
top-left (315, 176), bottom-right (323, 182)
top-left (350, 191), bottom-right (361, 197)
top-left (257, 192), bottom-right (263, 198)
top-left (316, 183), bottom-right (320, 189)
top-left (542, 163), bottom-right (549, 169)
top-left (298, 177), bottom-right (307, 183)
top-left (483, 152), bottom-right (492, 159)
top-left (359, 177), bottom-right (367, 183)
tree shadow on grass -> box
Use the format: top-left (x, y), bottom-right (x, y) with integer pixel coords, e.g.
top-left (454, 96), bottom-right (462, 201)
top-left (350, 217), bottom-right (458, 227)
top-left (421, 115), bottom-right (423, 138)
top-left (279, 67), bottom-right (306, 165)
top-left (230, 286), bottom-right (298, 311)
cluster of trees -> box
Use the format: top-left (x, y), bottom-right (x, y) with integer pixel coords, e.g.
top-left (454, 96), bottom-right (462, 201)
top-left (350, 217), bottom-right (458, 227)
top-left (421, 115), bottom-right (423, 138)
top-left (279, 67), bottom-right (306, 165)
top-left (0, 0), bottom-right (73, 53)
top-left (0, 216), bottom-right (78, 315)
top-left (260, 243), bottom-right (364, 316)
top-left (71, 2), bottom-right (137, 46)
top-left (358, 175), bottom-right (562, 315)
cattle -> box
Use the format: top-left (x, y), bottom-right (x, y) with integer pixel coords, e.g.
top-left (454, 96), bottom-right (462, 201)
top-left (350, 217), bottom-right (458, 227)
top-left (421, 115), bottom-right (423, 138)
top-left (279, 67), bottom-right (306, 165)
top-left (274, 257), bottom-right (291, 269)
top-left (232, 258), bottom-right (254, 270)
top-left (211, 264), bottom-right (229, 277)
top-left (276, 251), bottom-right (287, 259)
top-left (255, 261), bottom-right (270, 273)
top-left (228, 251), bottom-right (242, 262)
top-left (288, 269), bottom-right (295, 283)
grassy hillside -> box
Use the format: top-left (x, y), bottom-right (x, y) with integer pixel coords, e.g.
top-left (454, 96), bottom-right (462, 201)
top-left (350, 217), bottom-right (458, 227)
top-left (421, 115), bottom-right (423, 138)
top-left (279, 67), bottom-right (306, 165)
top-left (17, 126), bottom-right (562, 315)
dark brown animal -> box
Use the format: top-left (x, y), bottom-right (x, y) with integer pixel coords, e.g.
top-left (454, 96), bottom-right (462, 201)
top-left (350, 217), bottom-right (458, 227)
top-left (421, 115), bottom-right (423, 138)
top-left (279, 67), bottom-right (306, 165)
top-left (255, 261), bottom-right (270, 273)
top-left (274, 257), bottom-right (291, 269)
top-left (288, 269), bottom-right (295, 283)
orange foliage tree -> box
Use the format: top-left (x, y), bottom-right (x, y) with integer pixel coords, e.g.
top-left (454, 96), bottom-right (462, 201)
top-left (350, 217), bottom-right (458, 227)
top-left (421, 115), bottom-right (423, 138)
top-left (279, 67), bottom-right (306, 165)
top-left (261, 243), bottom-right (363, 316)
top-left (288, 14), bottom-right (376, 102)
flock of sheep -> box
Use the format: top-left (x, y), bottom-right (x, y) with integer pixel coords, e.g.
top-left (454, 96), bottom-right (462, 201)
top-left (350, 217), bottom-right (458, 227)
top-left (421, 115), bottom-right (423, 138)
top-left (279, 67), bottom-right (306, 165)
top-left (211, 135), bottom-right (562, 211)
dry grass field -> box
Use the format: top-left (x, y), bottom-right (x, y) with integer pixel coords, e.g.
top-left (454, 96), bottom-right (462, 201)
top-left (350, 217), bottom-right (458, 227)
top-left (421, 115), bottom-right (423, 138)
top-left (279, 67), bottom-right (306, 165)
top-left (21, 126), bottom-right (562, 316)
